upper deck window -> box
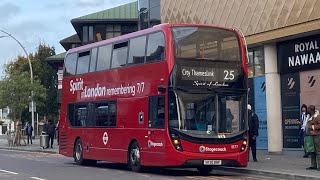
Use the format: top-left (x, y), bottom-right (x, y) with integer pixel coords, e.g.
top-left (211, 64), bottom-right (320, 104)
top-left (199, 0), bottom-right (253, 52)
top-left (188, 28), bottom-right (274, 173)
top-left (64, 53), bottom-right (77, 76)
top-left (111, 41), bottom-right (128, 68)
top-left (172, 27), bottom-right (240, 62)
top-left (76, 51), bottom-right (90, 74)
top-left (128, 36), bottom-right (147, 65)
top-left (146, 32), bottom-right (165, 63)
top-left (96, 44), bottom-right (112, 71)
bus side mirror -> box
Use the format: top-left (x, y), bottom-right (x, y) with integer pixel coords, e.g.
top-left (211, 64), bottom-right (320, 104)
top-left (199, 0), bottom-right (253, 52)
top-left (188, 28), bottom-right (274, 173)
top-left (158, 85), bottom-right (166, 93)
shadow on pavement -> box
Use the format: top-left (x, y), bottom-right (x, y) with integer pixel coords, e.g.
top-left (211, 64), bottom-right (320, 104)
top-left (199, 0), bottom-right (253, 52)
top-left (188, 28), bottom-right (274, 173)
top-left (68, 161), bottom-right (240, 177)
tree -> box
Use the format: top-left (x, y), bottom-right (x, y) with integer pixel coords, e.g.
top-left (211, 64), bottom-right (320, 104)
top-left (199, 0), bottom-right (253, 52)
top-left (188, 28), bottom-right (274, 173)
top-left (4, 43), bottom-right (58, 119)
top-left (0, 72), bottom-right (46, 123)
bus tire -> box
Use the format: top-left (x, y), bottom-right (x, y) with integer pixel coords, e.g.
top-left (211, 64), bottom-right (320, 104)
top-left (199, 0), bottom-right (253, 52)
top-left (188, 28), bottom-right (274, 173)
top-left (197, 166), bottom-right (213, 175)
top-left (74, 138), bottom-right (85, 165)
top-left (129, 141), bottom-right (143, 172)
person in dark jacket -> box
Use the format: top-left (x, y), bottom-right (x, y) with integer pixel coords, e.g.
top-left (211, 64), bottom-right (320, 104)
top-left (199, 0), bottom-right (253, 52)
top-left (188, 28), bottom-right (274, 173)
top-left (25, 122), bottom-right (33, 144)
top-left (44, 119), bottom-right (56, 148)
top-left (248, 104), bottom-right (259, 162)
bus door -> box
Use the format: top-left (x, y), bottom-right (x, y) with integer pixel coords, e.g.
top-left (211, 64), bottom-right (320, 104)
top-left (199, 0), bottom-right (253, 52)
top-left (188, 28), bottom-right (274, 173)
top-left (143, 96), bottom-right (166, 165)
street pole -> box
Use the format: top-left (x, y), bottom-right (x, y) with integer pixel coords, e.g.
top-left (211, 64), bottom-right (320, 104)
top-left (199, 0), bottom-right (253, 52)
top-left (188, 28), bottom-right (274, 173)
top-left (0, 30), bottom-right (35, 138)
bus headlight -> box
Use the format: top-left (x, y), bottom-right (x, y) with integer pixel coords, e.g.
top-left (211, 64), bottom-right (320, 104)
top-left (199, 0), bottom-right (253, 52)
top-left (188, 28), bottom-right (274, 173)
top-left (170, 133), bottom-right (183, 151)
top-left (240, 136), bottom-right (247, 152)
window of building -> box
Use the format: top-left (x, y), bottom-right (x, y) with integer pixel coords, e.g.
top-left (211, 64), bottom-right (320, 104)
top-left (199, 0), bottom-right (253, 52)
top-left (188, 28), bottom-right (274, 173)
top-left (121, 25), bottom-right (138, 35)
top-left (64, 53), bottom-right (78, 76)
top-left (149, 96), bottom-right (165, 129)
top-left (106, 25), bottom-right (121, 39)
top-left (83, 26), bottom-right (94, 42)
top-left (96, 44), bottom-right (112, 71)
top-left (128, 36), bottom-right (147, 65)
top-left (248, 51), bottom-right (254, 78)
top-left (89, 48), bottom-right (97, 72)
top-left (76, 51), bottom-right (90, 74)
top-left (149, 0), bottom-right (161, 27)
top-left (146, 32), bottom-right (165, 62)
top-left (248, 48), bottom-right (264, 77)
top-left (111, 41), bottom-right (128, 68)
top-left (139, 0), bottom-right (149, 30)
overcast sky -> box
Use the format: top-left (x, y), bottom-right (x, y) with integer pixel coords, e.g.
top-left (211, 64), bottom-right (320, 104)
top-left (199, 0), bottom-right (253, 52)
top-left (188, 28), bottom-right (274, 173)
top-left (0, 0), bottom-right (134, 76)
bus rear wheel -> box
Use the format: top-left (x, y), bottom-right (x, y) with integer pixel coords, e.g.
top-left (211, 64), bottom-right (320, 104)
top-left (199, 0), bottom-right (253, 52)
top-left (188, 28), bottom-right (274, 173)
top-left (197, 166), bottom-right (213, 175)
top-left (74, 139), bottom-right (97, 165)
top-left (129, 141), bottom-right (143, 172)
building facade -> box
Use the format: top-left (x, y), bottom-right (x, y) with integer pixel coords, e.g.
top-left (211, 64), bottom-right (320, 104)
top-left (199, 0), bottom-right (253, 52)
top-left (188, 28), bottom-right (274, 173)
top-left (156, 0), bottom-right (320, 152)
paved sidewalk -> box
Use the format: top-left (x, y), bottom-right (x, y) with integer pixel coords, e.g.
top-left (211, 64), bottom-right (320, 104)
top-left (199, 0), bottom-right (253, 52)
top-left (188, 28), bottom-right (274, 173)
top-left (0, 135), bottom-right (58, 154)
top-left (219, 149), bottom-right (320, 179)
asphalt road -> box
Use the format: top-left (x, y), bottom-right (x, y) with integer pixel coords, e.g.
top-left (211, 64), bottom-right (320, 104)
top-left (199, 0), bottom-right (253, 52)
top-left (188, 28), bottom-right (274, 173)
top-left (0, 149), bottom-right (284, 180)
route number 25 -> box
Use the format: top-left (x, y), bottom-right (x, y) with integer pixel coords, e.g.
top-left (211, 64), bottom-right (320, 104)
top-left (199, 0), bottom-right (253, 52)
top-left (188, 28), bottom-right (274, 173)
top-left (224, 70), bottom-right (235, 80)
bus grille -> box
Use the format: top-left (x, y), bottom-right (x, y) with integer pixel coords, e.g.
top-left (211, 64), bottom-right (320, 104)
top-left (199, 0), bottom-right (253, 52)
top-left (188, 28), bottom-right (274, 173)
top-left (60, 131), bottom-right (67, 150)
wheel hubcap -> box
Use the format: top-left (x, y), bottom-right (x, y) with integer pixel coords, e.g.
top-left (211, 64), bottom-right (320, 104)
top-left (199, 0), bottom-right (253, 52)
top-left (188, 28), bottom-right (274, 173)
top-left (130, 147), bottom-right (140, 166)
top-left (75, 144), bottom-right (82, 160)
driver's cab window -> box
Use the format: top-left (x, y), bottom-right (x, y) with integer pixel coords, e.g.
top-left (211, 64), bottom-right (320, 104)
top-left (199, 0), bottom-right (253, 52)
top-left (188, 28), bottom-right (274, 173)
top-left (149, 96), bottom-right (165, 129)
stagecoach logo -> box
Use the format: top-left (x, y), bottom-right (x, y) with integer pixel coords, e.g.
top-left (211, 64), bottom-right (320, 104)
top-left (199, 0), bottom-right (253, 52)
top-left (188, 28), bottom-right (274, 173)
top-left (102, 132), bottom-right (109, 145)
top-left (148, 140), bottom-right (163, 148)
top-left (199, 146), bottom-right (226, 153)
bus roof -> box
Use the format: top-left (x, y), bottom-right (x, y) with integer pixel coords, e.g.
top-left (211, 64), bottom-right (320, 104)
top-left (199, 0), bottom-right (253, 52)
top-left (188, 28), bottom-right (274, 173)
top-left (67, 23), bottom-right (238, 55)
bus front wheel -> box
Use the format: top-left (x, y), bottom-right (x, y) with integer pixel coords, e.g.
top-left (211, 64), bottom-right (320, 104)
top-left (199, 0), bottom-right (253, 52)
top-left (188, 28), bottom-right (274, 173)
top-left (197, 166), bottom-right (213, 175)
top-left (129, 141), bottom-right (143, 172)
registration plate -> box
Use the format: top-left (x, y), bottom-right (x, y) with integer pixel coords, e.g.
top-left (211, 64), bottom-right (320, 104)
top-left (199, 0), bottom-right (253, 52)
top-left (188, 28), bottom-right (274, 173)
top-left (203, 160), bottom-right (222, 165)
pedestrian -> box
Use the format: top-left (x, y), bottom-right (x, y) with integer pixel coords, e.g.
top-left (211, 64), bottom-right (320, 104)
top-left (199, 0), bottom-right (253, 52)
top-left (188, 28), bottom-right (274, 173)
top-left (44, 119), bottom-right (56, 148)
top-left (300, 104), bottom-right (309, 158)
top-left (248, 104), bottom-right (259, 162)
top-left (305, 105), bottom-right (320, 170)
top-left (25, 122), bottom-right (33, 144)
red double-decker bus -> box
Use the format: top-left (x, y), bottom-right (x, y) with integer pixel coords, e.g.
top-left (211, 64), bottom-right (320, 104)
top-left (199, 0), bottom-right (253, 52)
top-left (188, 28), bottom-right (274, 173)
top-left (59, 24), bottom-right (248, 174)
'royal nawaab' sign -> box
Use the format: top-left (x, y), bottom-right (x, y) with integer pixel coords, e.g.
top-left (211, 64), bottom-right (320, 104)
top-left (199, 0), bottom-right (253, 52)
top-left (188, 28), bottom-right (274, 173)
top-left (278, 34), bottom-right (320, 74)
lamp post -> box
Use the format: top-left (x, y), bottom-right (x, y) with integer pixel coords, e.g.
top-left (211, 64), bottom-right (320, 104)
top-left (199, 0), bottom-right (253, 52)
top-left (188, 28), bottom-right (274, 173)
top-left (0, 30), bottom-right (35, 137)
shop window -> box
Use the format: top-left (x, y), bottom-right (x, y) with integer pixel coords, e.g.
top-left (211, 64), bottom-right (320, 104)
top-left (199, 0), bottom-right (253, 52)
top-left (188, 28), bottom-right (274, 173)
top-left (248, 48), bottom-right (264, 77)
top-left (248, 51), bottom-right (254, 78)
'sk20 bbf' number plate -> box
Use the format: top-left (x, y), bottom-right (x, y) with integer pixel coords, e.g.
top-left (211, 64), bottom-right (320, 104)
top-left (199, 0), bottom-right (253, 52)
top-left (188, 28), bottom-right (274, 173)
top-left (203, 160), bottom-right (222, 165)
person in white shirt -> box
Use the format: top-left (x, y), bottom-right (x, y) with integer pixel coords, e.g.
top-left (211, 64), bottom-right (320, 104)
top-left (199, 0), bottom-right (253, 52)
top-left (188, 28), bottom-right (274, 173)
top-left (300, 104), bottom-right (309, 158)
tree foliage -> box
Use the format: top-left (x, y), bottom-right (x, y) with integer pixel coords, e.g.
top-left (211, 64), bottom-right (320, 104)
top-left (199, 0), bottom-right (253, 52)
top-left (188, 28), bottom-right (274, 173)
top-left (0, 43), bottom-right (58, 122)
top-left (0, 72), bottom-right (46, 122)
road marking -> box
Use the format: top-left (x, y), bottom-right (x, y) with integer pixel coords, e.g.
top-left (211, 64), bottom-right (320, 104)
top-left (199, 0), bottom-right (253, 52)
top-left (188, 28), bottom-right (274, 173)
top-left (31, 177), bottom-right (46, 180)
top-left (0, 169), bottom-right (18, 175)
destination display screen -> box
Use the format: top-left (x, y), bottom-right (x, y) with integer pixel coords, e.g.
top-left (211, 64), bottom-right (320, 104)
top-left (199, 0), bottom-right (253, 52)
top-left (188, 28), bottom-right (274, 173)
top-left (171, 59), bottom-right (245, 88)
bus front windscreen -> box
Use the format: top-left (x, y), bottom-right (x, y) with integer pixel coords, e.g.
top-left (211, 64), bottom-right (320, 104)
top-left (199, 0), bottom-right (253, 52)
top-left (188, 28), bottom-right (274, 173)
top-left (168, 90), bottom-right (247, 138)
